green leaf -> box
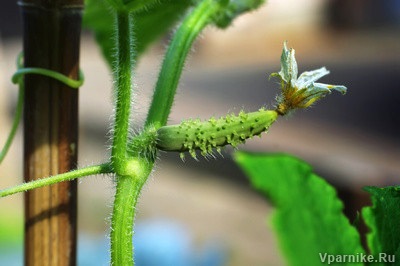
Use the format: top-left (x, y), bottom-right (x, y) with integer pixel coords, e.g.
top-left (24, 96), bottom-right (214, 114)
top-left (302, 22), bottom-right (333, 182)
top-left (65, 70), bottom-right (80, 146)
top-left (83, 0), bottom-right (194, 69)
top-left (212, 0), bottom-right (266, 28)
top-left (106, 0), bottom-right (160, 12)
top-left (134, 0), bottom-right (193, 58)
top-left (234, 152), bottom-right (364, 266)
top-left (122, 0), bottom-right (160, 12)
top-left (362, 186), bottom-right (400, 265)
top-left (83, 0), bottom-right (115, 67)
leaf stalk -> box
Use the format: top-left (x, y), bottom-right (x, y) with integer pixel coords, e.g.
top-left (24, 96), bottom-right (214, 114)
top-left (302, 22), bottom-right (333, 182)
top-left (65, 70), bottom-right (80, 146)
top-left (145, 0), bottom-right (224, 128)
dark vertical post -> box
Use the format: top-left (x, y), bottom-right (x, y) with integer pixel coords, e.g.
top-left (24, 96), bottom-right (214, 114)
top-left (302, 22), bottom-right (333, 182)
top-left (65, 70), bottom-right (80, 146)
top-left (20, 0), bottom-right (83, 265)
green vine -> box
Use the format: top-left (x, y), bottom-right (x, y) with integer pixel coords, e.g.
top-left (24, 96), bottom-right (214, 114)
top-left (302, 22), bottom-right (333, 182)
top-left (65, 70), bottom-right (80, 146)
top-left (0, 82), bottom-right (23, 164)
top-left (12, 67), bottom-right (84, 89)
top-left (0, 54), bottom-right (83, 164)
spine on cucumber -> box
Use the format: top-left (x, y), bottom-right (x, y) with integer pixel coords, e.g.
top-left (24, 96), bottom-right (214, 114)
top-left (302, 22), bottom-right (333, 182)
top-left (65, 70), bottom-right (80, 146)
top-left (156, 109), bottom-right (278, 158)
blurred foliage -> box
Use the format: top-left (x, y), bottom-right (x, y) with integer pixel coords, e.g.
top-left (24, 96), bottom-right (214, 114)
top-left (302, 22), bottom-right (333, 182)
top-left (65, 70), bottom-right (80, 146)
top-left (83, 0), bottom-right (193, 69)
top-left (235, 152), bottom-right (365, 266)
top-left (362, 186), bottom-right (400, 265)
top-left (0, 212), bottom-right (22, 245)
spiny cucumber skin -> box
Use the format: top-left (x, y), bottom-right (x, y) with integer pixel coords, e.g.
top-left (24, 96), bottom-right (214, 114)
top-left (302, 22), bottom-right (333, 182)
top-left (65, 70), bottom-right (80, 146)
top-left (156, 109), bottom-right (278, 158)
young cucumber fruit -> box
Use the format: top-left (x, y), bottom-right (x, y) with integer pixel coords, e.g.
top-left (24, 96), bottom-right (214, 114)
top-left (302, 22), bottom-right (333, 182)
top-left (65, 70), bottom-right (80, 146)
top-left (156, 109), bottom-right (278, 158)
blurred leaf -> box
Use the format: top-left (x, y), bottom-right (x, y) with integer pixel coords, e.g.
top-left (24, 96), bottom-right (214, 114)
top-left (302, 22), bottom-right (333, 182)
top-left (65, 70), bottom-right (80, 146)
top-left (122, 0), bottom-right (160, 12)
top-left (133, 0), bottom-right (192, 58)
top-left (83, 0), bottom-right (193, 69)
top-left (106, 0), bottom-right (160, 12)
top-left (213, 0), bottom-right (265, 28)
top-left (83, 0), bottom-right (114, 67)
top-left (362, 186), bottom-right (400, 265)
top-left (234, 152), bottom-right (364, 266)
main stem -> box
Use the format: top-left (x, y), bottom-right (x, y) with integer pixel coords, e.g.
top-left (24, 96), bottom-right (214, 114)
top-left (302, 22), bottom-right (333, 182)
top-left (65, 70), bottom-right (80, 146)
top-left (110, 159), bottom-right (150, 266)
top-left (21, 1), bottom-right (82, 265)
top-left (111, 11), bottom-right (135, 174)
top-left (110, 9), bottom-right (145, 266)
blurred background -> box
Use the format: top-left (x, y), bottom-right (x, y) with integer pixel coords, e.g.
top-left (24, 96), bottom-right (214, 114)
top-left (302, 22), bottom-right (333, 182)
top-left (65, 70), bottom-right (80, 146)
top-left (1, 0), bottom-right (400, 265)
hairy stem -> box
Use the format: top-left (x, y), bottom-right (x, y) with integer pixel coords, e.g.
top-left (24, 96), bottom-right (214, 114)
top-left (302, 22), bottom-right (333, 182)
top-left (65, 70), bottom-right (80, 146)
top-left (110, 158), bottom-right (152, 266)
top-left (111, 10), bottom-right (135, 174)
top-left (0, 163), bottom-right (112, 198)
top-left (145, 0), bottom-right (223, 128)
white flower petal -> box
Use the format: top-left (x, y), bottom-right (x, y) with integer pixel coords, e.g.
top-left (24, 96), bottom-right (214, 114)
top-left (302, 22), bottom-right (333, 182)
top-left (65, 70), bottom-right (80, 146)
top-left (311, 82), bottom-right (347, 95)
top-left (298, 82), bottom-right (347, 108)
top-left (296, 67), bottom-right (330, 88)
top-left (278, 41), bottom-right (298, 85)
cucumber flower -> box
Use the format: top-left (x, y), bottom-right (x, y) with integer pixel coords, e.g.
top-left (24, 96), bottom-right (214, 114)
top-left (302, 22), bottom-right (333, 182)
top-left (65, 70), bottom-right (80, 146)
top-left (271, 42), bottom-right (347, 115)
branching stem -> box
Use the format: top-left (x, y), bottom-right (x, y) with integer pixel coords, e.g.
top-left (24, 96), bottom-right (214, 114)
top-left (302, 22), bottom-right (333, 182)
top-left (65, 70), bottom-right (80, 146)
top-left (0, 163), bottom-right (112, 198)
top-left (145, 0), bottom-right (223, 128)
